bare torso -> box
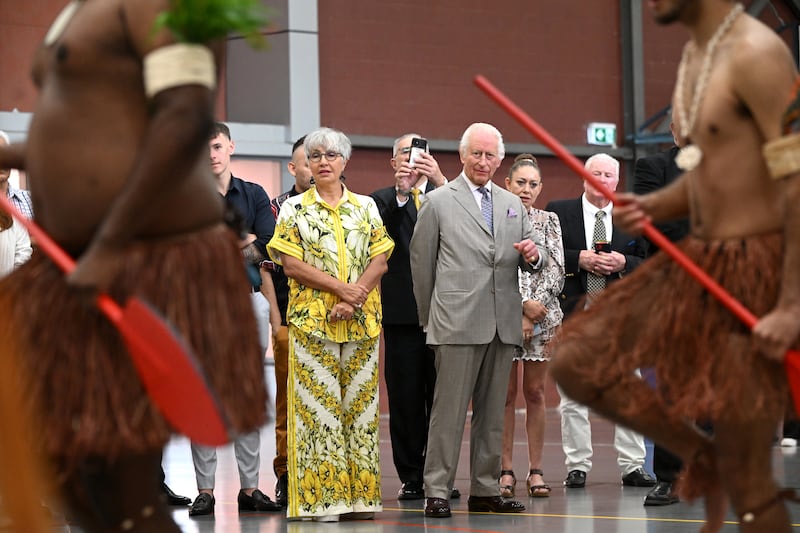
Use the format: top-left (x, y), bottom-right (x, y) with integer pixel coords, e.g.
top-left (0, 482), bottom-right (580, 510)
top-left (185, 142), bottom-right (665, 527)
top-left (676, 16), bottom-right (794, 240)
top-left (26, 0), bottom-right (222, 253)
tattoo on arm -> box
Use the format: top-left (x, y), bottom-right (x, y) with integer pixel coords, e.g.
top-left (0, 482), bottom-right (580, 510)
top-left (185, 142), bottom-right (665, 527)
top-left (242, 242), bottom-right (265, 265)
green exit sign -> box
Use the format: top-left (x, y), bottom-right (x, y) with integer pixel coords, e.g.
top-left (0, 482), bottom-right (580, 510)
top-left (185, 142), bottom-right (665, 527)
top-left (587, 122), bottom-right (617, 146)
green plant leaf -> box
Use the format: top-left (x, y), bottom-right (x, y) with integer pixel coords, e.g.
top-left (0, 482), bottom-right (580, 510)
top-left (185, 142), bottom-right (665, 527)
top-left (152, 0), bottom-right (273, 48)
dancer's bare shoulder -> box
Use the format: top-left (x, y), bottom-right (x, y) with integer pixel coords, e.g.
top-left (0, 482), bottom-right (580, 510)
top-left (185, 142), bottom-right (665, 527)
top-left (730, 16), bottom-right (797, 139)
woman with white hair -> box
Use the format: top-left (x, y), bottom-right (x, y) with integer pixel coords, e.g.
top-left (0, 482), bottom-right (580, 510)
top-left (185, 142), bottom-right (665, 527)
top-left (268, 127), bottom-right (394, 522)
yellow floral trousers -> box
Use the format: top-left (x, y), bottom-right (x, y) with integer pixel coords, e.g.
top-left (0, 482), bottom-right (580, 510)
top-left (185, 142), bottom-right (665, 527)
top-left (286, 326), bottom-right (383, 519)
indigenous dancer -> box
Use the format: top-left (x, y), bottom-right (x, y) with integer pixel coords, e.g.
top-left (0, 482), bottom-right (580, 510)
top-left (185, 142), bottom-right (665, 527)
top-left (0, 0), bottom-right (269, 531)
top-left (550, 1), bottom-right (800, 531)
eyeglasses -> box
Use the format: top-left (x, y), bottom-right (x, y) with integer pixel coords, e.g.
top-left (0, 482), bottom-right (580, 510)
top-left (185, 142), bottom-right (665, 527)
top-left (309, 151), bottom-right (343, 163)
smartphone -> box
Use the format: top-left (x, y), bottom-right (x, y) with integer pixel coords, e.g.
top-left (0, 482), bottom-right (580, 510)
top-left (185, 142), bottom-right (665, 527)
top-left (593, 241), bottom-right (612, 253)
top-left (408, 137), bottom-right (428, 167)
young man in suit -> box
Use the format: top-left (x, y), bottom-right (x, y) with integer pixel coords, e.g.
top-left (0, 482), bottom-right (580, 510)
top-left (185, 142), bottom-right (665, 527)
top-left (545, 154), bottom-right (651, 489)
top-left (371, 133), bottom-right (461, 501)
top-left (410, 122), bottom-right (545, 518)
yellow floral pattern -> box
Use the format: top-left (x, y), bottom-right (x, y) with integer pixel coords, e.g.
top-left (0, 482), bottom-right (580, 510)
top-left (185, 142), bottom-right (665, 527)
top-left (267, 187), bottom-right (394, 342)
top-left (286, 327), bottom-right (382, 518)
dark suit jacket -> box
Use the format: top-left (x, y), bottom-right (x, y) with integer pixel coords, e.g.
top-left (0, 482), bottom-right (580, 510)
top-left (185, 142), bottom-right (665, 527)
top-left (371, 182), bottom-right (436, 325)
top-left (633, 146), bottom-right (690, 255)
top-left (545, 197), bottom-right (646, 316)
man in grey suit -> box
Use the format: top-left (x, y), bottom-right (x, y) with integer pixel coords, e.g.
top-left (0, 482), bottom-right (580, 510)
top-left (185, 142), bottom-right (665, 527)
top-left (410, 122), bottom-right (546, 518)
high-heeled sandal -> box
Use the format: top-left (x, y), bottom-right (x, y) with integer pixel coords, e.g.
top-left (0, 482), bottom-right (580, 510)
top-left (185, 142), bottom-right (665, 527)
top-left (527, 469), bottom-right (551, 498)
top-left (498, 469), bottom-right (516, 497)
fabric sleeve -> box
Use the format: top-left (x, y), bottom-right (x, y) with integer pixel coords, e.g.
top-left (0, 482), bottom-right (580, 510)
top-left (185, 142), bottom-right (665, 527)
top-left (365, 198), bottom-right (395, 260)
top-left (267, 201), bottom-right (303, 264)
top-left (532, 212), bottom-right (565, 305)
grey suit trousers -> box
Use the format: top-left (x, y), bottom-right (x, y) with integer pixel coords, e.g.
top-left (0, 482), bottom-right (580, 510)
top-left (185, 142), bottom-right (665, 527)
top-left (191, 430), bottom-right (261, 490)
top-left (190, 291), bottom-right (269, 490)
top-left (423, 335), bottom-right (515, 499)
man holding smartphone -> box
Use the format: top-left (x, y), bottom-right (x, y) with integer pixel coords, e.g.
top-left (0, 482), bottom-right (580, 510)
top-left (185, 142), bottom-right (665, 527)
top-left (545, 153), bottom-right (649, 489)
top-left (371, 133), bottom-right (453, 501)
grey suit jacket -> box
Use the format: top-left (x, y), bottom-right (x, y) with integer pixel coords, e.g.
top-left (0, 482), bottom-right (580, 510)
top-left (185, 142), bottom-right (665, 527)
top-left (410, 174), bottom-right (547, 347)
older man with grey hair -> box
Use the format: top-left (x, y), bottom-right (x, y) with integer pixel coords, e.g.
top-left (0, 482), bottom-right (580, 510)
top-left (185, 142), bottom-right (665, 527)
top-left (411, 122), bottom-right (545, 518)
top-left (545, 153), bottom-right (649, 490)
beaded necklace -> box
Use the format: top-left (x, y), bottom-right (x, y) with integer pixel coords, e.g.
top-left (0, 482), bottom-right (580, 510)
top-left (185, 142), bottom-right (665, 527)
top-left (674, 3), bottom-right (744, 171)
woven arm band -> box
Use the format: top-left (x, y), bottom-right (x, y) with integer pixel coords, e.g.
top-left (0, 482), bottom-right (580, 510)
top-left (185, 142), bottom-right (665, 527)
top-left (763, 132), bottom-right (800, 180)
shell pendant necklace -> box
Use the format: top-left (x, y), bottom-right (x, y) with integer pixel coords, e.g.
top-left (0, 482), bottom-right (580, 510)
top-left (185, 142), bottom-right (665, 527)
top-left (674, 3), bottom-right (744, 171)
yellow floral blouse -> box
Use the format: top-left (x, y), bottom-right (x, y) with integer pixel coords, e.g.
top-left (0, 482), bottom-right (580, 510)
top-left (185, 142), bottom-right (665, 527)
top-left (268, 186), bottom-right (394, 342)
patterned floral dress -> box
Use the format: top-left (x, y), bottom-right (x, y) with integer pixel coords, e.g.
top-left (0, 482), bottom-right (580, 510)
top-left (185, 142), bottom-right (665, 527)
top-left (268, 186), bottom-right (394, 519)
top-left (516, 208), bottom-right (564, 361)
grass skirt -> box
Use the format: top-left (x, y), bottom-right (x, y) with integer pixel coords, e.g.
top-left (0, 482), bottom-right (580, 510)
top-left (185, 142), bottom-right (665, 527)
top-left (0, 225), bottom-right (267, 469)
top-left (557, 233), bottom-right (787, 421)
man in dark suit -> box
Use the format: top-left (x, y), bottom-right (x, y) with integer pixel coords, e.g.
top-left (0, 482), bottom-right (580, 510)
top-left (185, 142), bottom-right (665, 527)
top-left (545, 153), bottom-right (651, 489)
top-left (371, 133), bottom-right (453, 501)
top-left (633, 144), bottom-right (689, 255)
top-left (633, 134), bottom-right (689, 507)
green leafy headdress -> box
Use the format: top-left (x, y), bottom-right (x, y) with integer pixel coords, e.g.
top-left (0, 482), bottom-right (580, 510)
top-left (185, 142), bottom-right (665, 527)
top-left (153, 0), bottom-right (272, 48)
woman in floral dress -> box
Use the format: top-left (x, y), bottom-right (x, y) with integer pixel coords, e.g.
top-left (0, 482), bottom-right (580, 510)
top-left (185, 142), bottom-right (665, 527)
top-left (268, 127), bottom-right (394, 521)
top-left (498, 154), bottom-right (564, 498)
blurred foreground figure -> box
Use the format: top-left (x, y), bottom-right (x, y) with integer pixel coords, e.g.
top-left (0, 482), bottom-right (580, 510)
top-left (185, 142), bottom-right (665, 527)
top-left (551, 1), bottom-right (800, 531)
top-left (0, 1), bottom-right (269, 531)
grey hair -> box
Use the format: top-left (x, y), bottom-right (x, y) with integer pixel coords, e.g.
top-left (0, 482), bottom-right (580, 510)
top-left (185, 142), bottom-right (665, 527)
top-left (392, 133), bottom-right (422, 157)
top-left (0, 130), bottom-right (9, 144)
top-left (584, 153), bottom-right (619, 174)
top-left (304, 127), bottom-right (352, 161)
top-left (459, 122), bottom-right (505, 160)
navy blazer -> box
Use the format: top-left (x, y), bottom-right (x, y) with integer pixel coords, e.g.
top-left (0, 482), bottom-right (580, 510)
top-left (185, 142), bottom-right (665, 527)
top-left (545, 197), bottom-right (646, 316)
top-left (371, 182), bottom-right (436, 325)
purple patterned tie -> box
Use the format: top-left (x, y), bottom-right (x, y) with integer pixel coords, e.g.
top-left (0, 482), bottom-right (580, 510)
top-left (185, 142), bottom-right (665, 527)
top-left (479, 187), bottom-right (493, 233)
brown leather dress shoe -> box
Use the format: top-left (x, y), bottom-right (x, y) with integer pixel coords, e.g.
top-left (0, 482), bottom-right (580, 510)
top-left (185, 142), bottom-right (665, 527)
top-left (467, 495), bottom-right (525, 513)
top-left (424, 497), bottom-right (451, 518)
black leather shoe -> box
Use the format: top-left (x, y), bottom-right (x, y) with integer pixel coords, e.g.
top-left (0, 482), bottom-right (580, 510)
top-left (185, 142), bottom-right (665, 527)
top-left (238, 489), bottom-right (283, 512)
top-left (424, 497), bottom-right (451, 518)
top-left (398, 481), bottom-right (425, 500)
top-left (564, 469), bottom-right (587, 488)
top-left (467, 495), bottom-right (525, 513)
top-left (643, 481), bottom-right (679, 506)
top-left (188, 493), bottom-right (215, 516)
top-left (162, 482), bottom-right (191, 506)
top-left (622, 468), bottom-right (657, 487)
top-left (450, 487), bottom-right (461, 499)
top-left (275, 474), bottom-right (288, 508)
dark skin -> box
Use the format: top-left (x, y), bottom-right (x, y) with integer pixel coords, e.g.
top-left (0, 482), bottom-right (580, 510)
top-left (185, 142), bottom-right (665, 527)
top-left (4, 0), bottom-right (224, 292)
top-left (0, 1), bottom-right (228, 530)
top-left (554, 1), bottom-right (800, 532)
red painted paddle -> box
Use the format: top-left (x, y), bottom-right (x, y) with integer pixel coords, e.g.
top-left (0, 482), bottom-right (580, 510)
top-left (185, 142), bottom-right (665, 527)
top-left (0, 193), bottom-right (229, 445)
top-left (474, 74), bottom-right (800, 410)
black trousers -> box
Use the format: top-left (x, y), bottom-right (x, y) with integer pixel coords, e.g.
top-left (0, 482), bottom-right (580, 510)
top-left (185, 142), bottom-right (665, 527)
top-left (383, 324), bottom-right (436, 484)
top-left (653, 421), bottom-right (713, 483)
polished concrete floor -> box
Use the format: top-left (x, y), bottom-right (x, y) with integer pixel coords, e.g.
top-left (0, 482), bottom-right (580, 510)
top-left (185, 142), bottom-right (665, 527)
top-left (41, 364), bottom-right (800, 532)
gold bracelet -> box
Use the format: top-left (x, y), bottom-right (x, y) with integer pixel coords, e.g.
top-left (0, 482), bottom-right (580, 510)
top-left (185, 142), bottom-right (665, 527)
top-left (763, 132), bottom-right (800, 180)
